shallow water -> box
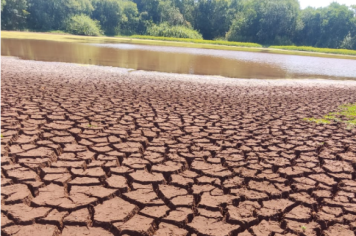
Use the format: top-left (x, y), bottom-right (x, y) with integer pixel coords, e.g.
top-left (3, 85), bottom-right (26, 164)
top-left (2, 38), bottom-right (356, 80)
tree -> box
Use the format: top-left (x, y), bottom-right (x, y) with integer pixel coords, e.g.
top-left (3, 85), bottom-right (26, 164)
top-left (1, 0), bottom-right (29, 30)
top-left (1, 0), bottom-right (6, 11)
top-left (120, 0), bottom-right (140, 35)
top-left (91, 0), bottom-right (124, 35)
top-left (158, 1), bottom-right (184, 26)
top-left (26, 0), bottom-right (93, 31)
top-left (257, 0), bottom-right (299, 45)
top-left (172, 0), bottom-right (195, 27)
top-left (2, 0), bottom-right (356, 49)
top-left (194, 0), bottom-right (231, 40)
top-left (135, 11), bottom-right (153, 34)
top-left (227, 0), bottom-right (300, 45)
top-left (295, 3), bottom-right (355, 48)
top-left (293, 7), bottom-right (322, 46)
top-left (132, 0), bottom-right (161, 23)
top-left (318, 3), bottom-right (354, 48)
top-left (66, 14), bottom-right (102, 36)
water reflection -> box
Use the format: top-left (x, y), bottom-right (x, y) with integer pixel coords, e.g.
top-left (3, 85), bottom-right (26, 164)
top-left (2, 38), bottom-right (356, 80)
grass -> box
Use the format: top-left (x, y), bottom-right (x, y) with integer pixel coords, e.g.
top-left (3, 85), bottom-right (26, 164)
top-left (130, 35), bottom-right (262, 48)
top-left (270, 45), bottom-right (356, 56)
top-left (303, 118), bottom-right (331, 124)
top-left (2, 31), bottom-right (356, 60)
top-left (48, 30), bottom-right (70, 35)
top-left (304, 103), bottom-right (356, 129)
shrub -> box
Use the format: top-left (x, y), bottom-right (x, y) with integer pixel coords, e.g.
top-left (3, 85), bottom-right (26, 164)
top-left (147, 23), bottom-right (202, 39)
top-left (65, 14), bottom-right (102, 36)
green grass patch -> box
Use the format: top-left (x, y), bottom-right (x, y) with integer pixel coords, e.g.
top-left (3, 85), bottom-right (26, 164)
top-left (303, 118), bottom-right (331, 124)
top-left (48, 30), bottom-right (71, 35)
top-left (270, 46), bottom-right (356, 56)
top-left (304, 103), bottom-right (356, 128)
top-left (130, 35), bottom-right (263, 48)
top-left (338, 103), bottom-right (356, 117)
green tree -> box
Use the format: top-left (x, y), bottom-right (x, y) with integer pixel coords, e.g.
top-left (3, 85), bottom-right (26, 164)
top-left (172, 0), bottom-right (195, 27)
top-left (1, 0), bottom-right (6, 11)
top-left (293, 7), bottom-right (322, 46)
top-left (158, 0), bottom-right (184, 25)
top-left (194, 0), bottom-right (231, 40)
top-left (26, 0), bottom-right (93, 31)
top-left (132, 0), bottom-right (161, 23)
top-left (1, 0), bottom-right (29, 30)
top-left (66, 14), bottom-right (102, 36)
top-left (120, 0), bottom-right (140, 35)
top-left (318, 3), bottom-right (354, 48)
top-left (91, 0), bottom-right (124, 35)
top-left (227, 0), bottom-right (300, 45)
top-left (295, 3), bottom-right (355, 48)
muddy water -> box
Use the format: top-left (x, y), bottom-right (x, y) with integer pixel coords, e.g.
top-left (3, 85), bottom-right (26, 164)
top-left (2, 38), bottom-right (356, 80)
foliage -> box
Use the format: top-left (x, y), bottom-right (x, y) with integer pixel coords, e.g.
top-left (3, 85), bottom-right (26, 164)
top-left (131, 35), bottom-right (262, 47)
top-left (48, 30), bottom-right (70, 34)
top-left (304, 103), bottom-right (356, 128)
top-left (65, 14), bottom-right (102, 36)
top-left (25, 0), bottom-right (93, 31)
top-left (270, 46), bottom-right (356, 56)
top-left (303, 118), bottom-right (331, 124)
top-left (193, 0), bottom-right (231, 39)
top-left (147, 23), bottom-right (202, 39)
top-left (120, 1), bottom-right (140, 35)
top-left (91, 0), bottom-right (124, 35)
top-left (1, 0), bottom-right (6, 11)
top-left (226, 0), bottom-right (300, 45)
top-left (295, 3), bottom-right (356, 49)
top-left (1, 0), bottom-right (356, 49)
top-left (1, 0), bottom-right (29, 30)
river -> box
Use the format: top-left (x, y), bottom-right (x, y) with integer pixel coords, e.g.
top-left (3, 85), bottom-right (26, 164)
top-left (2, 38), bottom-right (356, 80)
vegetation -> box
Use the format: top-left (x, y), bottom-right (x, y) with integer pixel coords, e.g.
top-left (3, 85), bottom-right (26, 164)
top-left (270, 46), bottom-right (356, 56)
top-left (147, 23), bottom-right (202, 39)
top-left (66, 14), bottom-right (102, 36)
top-left (131, 35), bottom-right (261, 47)
top-left (1, 0), bottom-right (356, 49)
top-left (304, 103), bottom-right (356, 129)
top-left (303, 118), bottom-right (331, 124)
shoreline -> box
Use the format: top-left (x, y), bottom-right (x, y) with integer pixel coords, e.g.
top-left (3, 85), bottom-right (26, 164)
top-left (2, 31), bottom-right (356, 60)
top-left (3, 56), bottom-right (356, 86)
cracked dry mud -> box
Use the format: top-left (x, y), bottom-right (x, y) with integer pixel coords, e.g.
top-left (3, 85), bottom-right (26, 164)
top-left (1, 57), bottom-right (356, 236)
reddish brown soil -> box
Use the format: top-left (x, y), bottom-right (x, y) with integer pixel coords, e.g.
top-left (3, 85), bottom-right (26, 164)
top-left (1, 57), bottom-right (356, 236)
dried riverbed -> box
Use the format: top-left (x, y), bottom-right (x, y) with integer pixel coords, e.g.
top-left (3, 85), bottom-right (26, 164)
top-left (1, 57), bottom-right (356, 236)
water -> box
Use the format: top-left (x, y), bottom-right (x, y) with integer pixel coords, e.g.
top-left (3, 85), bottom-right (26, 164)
top-left (2, 38), bottom-right (356, 80)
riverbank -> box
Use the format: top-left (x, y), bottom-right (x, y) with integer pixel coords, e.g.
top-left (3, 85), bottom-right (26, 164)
top-left (2, 31), bottom-right (356, 60)
top-left (1, 56), bottom-right (356, 235)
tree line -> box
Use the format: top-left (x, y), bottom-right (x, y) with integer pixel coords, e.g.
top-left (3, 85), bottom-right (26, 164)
top-left (1, 0), bottom-right (356, 49)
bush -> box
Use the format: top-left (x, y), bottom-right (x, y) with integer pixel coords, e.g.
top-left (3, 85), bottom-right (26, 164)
top-left (65, 14), bottom-right (102, 36)
top-left (147, 23), bottom-right (202, 39)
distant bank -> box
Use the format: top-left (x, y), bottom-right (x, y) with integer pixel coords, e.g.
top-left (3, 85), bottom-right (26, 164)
top-left (2, 31), bottom-right (356, 60)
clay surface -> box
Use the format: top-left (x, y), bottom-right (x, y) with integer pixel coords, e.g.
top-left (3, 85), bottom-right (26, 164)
top-left (1, 57), bottom-right (356, 236)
